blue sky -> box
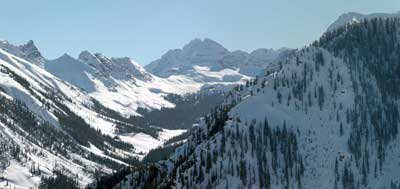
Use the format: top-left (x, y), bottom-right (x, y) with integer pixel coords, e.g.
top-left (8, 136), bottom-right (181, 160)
top-left (1, 0), bottom-right (399, 65)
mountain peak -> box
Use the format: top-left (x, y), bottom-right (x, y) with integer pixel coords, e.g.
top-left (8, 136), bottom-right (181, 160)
top-left (56, 53), bottom-right (78, 62)
top-left (145, 38), bottom-right (288, 78)
top-left (78, 50), bottom-right (98, 63)
top-left (0, 39), bottom-right (45, 66)
top-left (183, 38), bottom-right (228, 53)
top-left (19, 40), bottom-right (45, 64)
top-left (25, 40), bottom-right (35, 46)
top-left (78, 50), bottom-right (93, 58)
top-left (145, 38), bottom-right (231, 77)
top-left (327, 11), bottom-right (400, 32)
top-left (79, 50), bottom-right (153, 82)
top-left (338, 12), bottom-right (364, 18)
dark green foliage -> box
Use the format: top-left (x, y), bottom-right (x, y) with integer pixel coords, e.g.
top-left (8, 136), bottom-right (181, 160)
top-left (130, 92), bottom-right (225, 130)
top-left (316, 17), bottom-right (400, 186)
top-left (1, 65), bottom-right (31, 92)
top-left (0, 92), bottom-right (136, 170)
top-left (142, 144), bottom-right (179, 163)
top-left (315, 51), bottom-right (325, 69)
top-left (89, 167), bottom-right (134, 189)
top-left (52, 96), bottom-right (135, 154)
top-left (317, 18), bottom-right (400, 98)
top-left (91, 99), bottom-right (158, 137)
top-left (206, 105), bottom-right (230, 138)
top-left (0, 96), bottom-right (75, 157)
top-left (239, 159), bottom-right (247, 185)
top-left (342, 161), bottom-right (354, 189)
top-left (92, 98), bottom-right (126, 121)
top-left (339, 122), bottom-right (343, 136)
top-left (39, 170), bottom-right (80, 189)
top-left (318, 85), bottom-right (324, 110)
top-left (277, 91), bottom-right (282, 104)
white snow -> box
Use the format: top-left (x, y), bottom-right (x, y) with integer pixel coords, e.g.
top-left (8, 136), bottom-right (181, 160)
top-left (119, 128), bottom-right (186, 159)
top-left (0, 160), bottom-right (41, 189)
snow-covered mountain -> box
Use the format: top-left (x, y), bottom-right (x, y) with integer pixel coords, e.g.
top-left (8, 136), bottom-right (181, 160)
top-left (145, 38), bottom-right (288, 79)
top-left (0, 39), bottom-right (45, 67)
top-left (45, 47), bottom-right (260, 117)
top-left (0, 40), bottom-right (186, 188)
top-left (327, 11), bottom-right (400, 31)
top-left (45, 52), bottom-right (185, 117)
top-left (41, 38), bottom-right (287, 119)
top-left (116, 17), bottom-right (400, 189)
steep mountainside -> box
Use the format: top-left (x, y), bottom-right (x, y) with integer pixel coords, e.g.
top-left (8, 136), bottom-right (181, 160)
top-left (116, 17), bottom-right (400, 189)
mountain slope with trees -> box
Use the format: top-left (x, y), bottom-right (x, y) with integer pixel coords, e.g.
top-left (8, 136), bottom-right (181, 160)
top-left (115, 17), bottom-right (400, 189)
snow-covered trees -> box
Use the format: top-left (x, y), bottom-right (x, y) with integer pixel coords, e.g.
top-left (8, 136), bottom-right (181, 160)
top-left (317, 17), bottom-right (400, 188)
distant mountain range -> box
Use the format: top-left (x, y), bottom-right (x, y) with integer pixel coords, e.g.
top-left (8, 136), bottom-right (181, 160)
top-left (44, 38), bottom-right (287, 117)
top-left (146, 38), bottom-right (288, 78)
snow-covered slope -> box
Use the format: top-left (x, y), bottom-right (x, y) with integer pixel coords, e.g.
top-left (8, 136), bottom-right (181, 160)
top-left (45, 52), bottom-right (200, 117)
top-left (0, 47), bottom-right (112, 188)
top-left (145, 38), bottom-right (288, 80)
top-left (116, 17), bottom-right (400, 189)
top-left (0, 40), bottom-right (185, 188)
top-left (45, 47), bottom-right (258, 117)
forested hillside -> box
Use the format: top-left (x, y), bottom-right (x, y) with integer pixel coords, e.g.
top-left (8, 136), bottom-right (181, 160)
top-left (114, 17), bottom-right (400, 189)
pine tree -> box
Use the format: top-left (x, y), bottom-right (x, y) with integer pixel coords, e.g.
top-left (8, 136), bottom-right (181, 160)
top-left (239, 159), bottom-right (247, 186)
top-left (339, 123), bottom-right (343, 136)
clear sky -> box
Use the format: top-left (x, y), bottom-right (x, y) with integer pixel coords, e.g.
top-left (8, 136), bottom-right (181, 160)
top-left (1, 0), bottom-right (399, 65)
